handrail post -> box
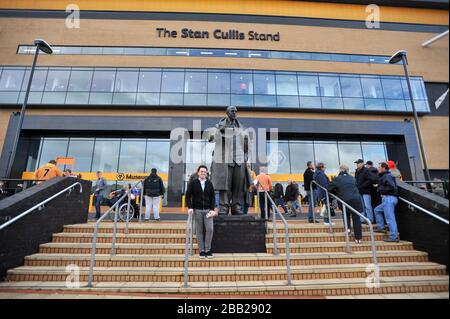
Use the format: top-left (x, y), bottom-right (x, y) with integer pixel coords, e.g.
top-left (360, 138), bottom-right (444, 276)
top-left (272, 202), bottom-right (278, 255)
top-left (125, 191), bottom-right (131, 235)
top-left (284, 221), bottom-right (292, 286)
top-left (87, 222), bottom-right (99, 288)
top-left (184, 213), bottom-right (192, 288)
top-left (325, 192), bottom-right (333, 233)
top-left (265, 190), bottom-right (268, 231)
top-left (139, 185), bottom-right (143, 223)
top-left (367, 220), bottom-right (380, 287)
top-left (342, 205), bottom-right (351, 253)
top-left (190, 214), bottom-right (194, 256)
top-left (111, 205), bottom-right (119, 256)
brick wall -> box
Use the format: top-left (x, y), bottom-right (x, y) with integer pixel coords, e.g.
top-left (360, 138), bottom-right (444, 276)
top-left (0, 177), bottom-right (92, 281)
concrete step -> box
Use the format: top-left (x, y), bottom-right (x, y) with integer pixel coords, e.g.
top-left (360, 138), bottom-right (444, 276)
top-left (24, 250), bottom-right (430, 268)
top-left (38, 241), bottom-right (415, 255)
top-left (51, 232), bottom-right (387, 244)
top-left (7, 262), bottom-right (447, 282)
top-left (63, 223), bottom-right (373, 234)
top-left (0, 276), bottom-right (448, 296)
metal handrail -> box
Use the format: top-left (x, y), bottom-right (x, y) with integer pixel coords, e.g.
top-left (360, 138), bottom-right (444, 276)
top-left (310, 181), bottom-right (334, 233)
top-left (183, 212), bottom-right (194, 288)
top-left (312, 180), bottom-right (380, 286)
top-left (0, 182), bottom-right (83, 231)
top-left (399, 197), bottom-right (449, 225)
top-left (258, 182), bottom-right (292, 286)
top-left (87, 180), bottom-right (143, 288)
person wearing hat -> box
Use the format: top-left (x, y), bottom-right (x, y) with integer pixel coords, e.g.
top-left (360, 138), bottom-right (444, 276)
top-left (143, 168), bottom-right (165, 221)
top-left (354, 159), bottom-right (377, 223)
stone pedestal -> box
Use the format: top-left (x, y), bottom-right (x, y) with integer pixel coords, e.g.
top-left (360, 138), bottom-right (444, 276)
top-left (211, 215), bottom-right (266, 253)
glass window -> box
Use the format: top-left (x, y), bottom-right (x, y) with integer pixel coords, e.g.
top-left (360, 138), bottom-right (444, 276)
top-left (298, 74), bottom-right (320, 96)
top-left (254, 95), bottom-right (276, 107)
top-left (277, 95), bottom-right (299, 108)
top-left (118, 139), bottom-right (146, 172)
top-left (18, 91), bottom-right (43, 104)
top-left (0, 92), bottom-right (20, 103)
top-left (381, 77), bottom-right (404, 99)
top-left (231, 94), bottom-right (253, 106)
top-left (138, 71), bottom-right (162, 92)
top-left (207, 94), bottom-right (230, 106)
top-left (275, 74), bottom-right (298, 95)
top-left (42, 92), bottom-right (66, 104)
top-left (253, 73), bottom-right (276, 95)
top-left (66, 92), bottom-right (89, 104)
top-left (361, 142), bottom-right (387, 165)
top-left (185, 140), bottom-right (207, 176)
top-left (112, 93), bottom-right (136, 105)
top-left (364, 98), bottom-right (386, 110)
top-left (67, 138), bottom-right (94, 172)
top-left (385, 99), bottom-right (406, 112)
top-left (337, 142), bottom-right (362, 167)
top-left (319, 75), bottom-right (341, 97)
top-left (289, 141), bottom-right (314, 175)
top-left (411, 79), bottom-right (426, 100)
top-left (313, 142), bottom-right (339, 175)
top-left (160, 93), bottom-right (183, 105)
top-left (89, 93), bottom-right (113, 104)
top-left (299, 96), bottom-right (321, 109)
top-left (208, 72), bottom-right (230, 93)
top-left (68, 70), bottom-right (93, 91)
top-left (267, 141), bottom-right (290, 174)
top-left (231, 73), bottom-right (253, 94)
top-left (343, 98), bottom-right (365, 110)
top-left (136, 93), bottom-right (160, 105)
top-left (184, 93), bottom-right (207, 106)
top-left (44, 69), bottom-right (70, 91)
top-left (115, 71), bottom-right (138, 92)
top-left (161, 71), bottom-right (184, 93)
top-left (37, 138), bottom-right (69, 168)
top-left (91, 70), bottom-right (116, 92)
top-left (321, 97), bottom-right (343, 109)
top-left (0, 69), bottom-right (25, 91)
top-left (361, 76), bottom-right (384, 99)
top-left (184, 71), bottom-right (207, 93)
top-left (340, 76), bottom-right (363, 97)
top-left (22, 68), bottom-right (48, 91)
top-left (92, 139), bottom-right (120, 172)
top-left (146, 140), bottom-right (170, 173)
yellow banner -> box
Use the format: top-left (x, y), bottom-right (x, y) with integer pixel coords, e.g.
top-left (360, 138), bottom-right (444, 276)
top-left (22, 171), bottom-right (169, 182)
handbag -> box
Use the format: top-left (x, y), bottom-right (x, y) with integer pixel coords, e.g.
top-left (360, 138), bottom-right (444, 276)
top-left (319, 204), bottom-right (328, 217)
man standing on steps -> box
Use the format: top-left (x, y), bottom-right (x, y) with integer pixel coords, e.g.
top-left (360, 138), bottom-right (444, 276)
top-left (186, 165), bottom-right (216, 259)
top-left (354, 159), bottom-right (377, 224)
top-left (143, 168), bottom-right (165, 221)
top-left (93, 171), bottom-right (108, 220)
top-left (303, 161), bottom-right (318, 223)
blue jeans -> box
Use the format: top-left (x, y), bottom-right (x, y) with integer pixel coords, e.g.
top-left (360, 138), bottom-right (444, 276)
top-left (306, 190), bottom-right (316, 220)
top-left (374, 195), bottom-right (399, 240)
top-left (361, 194), bottom-right (374, 223)
top-left (94, 194), bottom-right (104, 219)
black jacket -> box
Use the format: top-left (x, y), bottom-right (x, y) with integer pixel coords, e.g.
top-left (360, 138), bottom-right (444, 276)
top-left (327, 172), bottom-right (361, 203)
top-left (355, 167), bottom-right (378, 195)
top-left (303, 168), bottom-right (316, 191)
top-left (185, 178), bottom-right (216, 211)
top-left (377, 171), bottom-right (398, 197)
top-left (285, 183), bottom-right (299, 202)
top-left (273, 183), bottom-right (284, 199)
top-left (143, 174), bottom-right (165, 197)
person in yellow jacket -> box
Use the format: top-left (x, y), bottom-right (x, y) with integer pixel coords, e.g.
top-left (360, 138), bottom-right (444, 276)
top-left (34, 160), bottom-right (63, 182)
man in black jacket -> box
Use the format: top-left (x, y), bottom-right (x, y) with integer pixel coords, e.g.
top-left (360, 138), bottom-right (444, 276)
top-left (374, 162), bottom-right (399, 243)
top-left (143, 168), bottom-right (165, 221)
top-left (186, 165), bottom-right (216, 259)
top-left (354, 159), bottom-right (378, 223)
top-left (303, 161), bottom-right (317, 223)
top-left (327, 164), bottom-right (363, 243)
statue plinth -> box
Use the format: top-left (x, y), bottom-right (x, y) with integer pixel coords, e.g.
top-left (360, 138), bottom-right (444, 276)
top-left (211, 215), bottom-right (266, 253)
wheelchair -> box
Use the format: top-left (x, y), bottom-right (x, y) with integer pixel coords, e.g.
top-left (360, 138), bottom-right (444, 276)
top-left (108, 202), bottom-right (136, 222)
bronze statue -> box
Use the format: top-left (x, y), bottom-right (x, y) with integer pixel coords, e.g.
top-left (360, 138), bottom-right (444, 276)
top-left (208, 106), bottom-right (251, 215)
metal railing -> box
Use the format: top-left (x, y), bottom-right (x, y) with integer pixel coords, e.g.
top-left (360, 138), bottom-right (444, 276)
top-left (0, 182), bottom-right (83, 231)
top-left (87, 180), bottom-right (143, 288)
top-left (399, 196), bottom-right (449, 225)
top-left (311, 180), bottom-right (380, 286)
top-left (258, 183), bottom-right (292, 286)
top-left (183, 212), bottom-right (194, 288)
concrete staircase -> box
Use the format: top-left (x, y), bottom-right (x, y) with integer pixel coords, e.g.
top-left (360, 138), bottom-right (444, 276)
top-left (0, 219), bottom-right (448, 297)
